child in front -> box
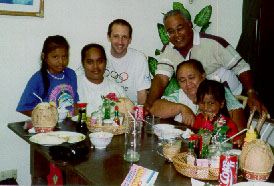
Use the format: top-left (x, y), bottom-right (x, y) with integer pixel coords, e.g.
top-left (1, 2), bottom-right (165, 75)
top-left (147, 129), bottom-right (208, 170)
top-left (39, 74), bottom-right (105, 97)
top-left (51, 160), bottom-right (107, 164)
top-left (16, 35), bottom-right (79, 117)
top-left (194, 79), bottom-right (239, 142)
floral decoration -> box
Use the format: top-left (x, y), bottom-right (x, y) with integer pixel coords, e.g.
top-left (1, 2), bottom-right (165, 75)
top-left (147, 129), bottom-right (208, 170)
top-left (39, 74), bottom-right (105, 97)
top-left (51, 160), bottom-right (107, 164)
top-left (198, 114), bottom-right (229, 135)
top-left (101, 93), bottom-right (119, 108)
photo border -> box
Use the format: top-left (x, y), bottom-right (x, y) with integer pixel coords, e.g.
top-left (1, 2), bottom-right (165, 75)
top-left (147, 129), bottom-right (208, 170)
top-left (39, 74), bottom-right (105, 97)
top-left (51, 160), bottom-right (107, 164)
top-left (0, 0), bottom-right (44, 18)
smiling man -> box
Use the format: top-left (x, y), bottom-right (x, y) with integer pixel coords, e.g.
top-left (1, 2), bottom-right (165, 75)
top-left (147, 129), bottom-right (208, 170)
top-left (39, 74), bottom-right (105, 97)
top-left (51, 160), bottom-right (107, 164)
top-left (146, 9), bottom-right (268, 118)
top-left (105, 19), bottom-right (151, 105)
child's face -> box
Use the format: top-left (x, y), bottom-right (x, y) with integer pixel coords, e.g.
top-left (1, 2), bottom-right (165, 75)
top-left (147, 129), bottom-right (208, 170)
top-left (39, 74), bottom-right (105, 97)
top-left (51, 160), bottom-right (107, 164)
top-left (43, 47), bottom-right (68, 74)
top-left (198, 94), bottom-right (225, 121)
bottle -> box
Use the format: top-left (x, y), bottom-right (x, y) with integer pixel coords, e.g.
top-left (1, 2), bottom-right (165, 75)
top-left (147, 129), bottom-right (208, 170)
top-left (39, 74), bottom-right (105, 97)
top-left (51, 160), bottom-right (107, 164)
top-left (243, 126), bottom-right (257, 148)
top-left (76, 103), bottom-right (88, 134)
top-left (113, 106), bottom-right (120, 126)
top-left (186, 140), bottom-right (197, 166)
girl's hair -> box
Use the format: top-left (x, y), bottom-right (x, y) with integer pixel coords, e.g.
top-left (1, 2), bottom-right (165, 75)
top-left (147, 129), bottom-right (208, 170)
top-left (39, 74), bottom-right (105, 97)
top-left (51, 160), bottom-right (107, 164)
top-left (196, 79), bottom-right (229, 117)
top-left (176, 59), bottom-right (205, 79)
top-left (40, 35), bottom-right (69, 98)
top-left (81, 43), bottom-right (107, 65)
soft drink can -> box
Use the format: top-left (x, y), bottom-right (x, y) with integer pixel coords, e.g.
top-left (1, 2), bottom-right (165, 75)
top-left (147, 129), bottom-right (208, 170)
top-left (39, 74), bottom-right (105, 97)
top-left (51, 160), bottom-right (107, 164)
top-left (219, 154), bottom-right (238, 186)
top-left (134, 105), bottom-right (144, 121)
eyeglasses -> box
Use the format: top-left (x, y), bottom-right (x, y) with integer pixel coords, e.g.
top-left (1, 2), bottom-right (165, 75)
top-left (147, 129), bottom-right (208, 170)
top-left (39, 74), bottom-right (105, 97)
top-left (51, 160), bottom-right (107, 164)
top-left (166, 26), bottom-right (184, 36)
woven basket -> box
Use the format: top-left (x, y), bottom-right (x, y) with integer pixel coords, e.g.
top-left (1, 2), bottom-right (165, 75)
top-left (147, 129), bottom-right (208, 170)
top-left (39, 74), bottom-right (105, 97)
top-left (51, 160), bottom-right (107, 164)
top-left (86, 119), bottom-right (125, 135)
top-left (173, 152), bottom-right (219, 180)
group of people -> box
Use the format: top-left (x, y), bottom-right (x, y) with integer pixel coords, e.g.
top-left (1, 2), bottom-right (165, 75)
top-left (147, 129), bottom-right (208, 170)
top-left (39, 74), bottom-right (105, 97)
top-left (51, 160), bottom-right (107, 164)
top-left (16, 10), bottom-right (268, 144)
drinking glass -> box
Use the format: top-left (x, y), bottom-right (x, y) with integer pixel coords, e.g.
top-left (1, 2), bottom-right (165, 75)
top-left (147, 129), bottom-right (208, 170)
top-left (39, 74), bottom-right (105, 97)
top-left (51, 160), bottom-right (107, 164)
top-left (123, 116), bottom-right (142, 162)
top-left (145, 115), bottom-right (160, 134)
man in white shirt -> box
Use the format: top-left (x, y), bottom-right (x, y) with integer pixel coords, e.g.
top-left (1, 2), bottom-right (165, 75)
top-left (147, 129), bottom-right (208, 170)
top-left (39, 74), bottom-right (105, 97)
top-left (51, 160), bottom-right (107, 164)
top-left (105, 19), bottom-right (151, 105)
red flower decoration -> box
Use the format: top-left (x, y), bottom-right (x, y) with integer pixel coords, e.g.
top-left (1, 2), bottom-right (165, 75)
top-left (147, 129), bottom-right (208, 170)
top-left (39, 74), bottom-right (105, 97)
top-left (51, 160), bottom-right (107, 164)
top-left (105, 93), bottom-right (119, 101)
top-left (202, 120), bottom-right (214, 131)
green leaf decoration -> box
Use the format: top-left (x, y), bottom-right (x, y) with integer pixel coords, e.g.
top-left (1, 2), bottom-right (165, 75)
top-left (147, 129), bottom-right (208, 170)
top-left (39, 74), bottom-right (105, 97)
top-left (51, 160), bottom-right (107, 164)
top-left (219, 126), bottom-right (230, 135)
top-left (163, 76), bottom-right (180, 96)
top-left (173, 2), bottom-right (191, 21)
top-left (53, 175), bottom-right (58, 185)
top-left (194, 5), bottom-right (212, 27)
top-left (157, 23), bottom-right (169, 45)
top-left (155, 49), bottom-right (161, 56)
top-left (200, 22), bottom-right (211, 33)
top-left (148, 56), bottom-right (158, 77)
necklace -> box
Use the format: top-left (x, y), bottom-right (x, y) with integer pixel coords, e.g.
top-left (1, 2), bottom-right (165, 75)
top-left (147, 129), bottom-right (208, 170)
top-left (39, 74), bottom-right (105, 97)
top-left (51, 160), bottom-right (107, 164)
top-left (47, 70), bottom-right (65, 80)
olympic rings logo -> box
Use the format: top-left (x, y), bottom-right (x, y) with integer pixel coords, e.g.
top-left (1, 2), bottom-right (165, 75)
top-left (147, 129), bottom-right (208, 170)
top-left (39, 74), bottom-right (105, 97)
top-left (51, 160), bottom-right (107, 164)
top-left (104, 69), bottom-right (129, 83)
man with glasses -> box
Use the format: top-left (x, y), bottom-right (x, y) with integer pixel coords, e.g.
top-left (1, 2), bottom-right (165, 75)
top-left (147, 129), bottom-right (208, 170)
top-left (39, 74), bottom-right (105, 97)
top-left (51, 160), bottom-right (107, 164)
top-left (145, 9), bottom-right (268, 120)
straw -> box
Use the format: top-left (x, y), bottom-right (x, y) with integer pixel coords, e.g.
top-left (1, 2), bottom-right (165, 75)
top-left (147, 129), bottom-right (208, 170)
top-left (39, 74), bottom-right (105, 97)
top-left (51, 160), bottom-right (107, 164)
top-left (260, 123), bottom-right (271, 140)
top-left (33, 92), bottom-right (43, 103)
top-left (127, 111), bottom-right (136, 121)
top-left (221, 128), bottom-right (248, 144)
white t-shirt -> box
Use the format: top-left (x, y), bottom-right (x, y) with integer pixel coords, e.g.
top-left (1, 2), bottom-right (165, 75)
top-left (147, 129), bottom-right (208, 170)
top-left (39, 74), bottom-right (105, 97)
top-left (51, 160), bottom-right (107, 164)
top-left (77, 74), bottom-right (127, 115)
top-left (105, 47), bottom-right (151, 104)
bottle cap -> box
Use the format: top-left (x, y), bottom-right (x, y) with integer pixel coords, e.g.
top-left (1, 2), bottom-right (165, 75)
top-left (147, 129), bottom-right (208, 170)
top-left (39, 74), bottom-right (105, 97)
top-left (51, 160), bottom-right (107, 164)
top-left (77, 103), bottom-right (87, 108)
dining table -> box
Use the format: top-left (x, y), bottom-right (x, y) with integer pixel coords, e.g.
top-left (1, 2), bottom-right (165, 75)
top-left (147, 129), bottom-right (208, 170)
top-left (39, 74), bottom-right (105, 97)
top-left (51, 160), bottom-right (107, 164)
top-left (8, 118), bottom-right (274, 186)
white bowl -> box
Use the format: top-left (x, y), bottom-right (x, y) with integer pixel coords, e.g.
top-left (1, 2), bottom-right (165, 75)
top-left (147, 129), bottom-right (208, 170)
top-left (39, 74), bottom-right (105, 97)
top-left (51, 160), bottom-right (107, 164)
top-left (89, 132), bottom-right (113, 149)
top-left (153, 124), bottom-right (175, 139)
top-left (161, 128), bottom-right (183, 139)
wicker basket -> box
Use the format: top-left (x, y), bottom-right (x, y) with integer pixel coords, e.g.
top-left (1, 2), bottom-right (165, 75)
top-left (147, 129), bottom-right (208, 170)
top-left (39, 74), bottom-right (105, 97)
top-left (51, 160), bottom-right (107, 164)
top-left (86, 119), bottom-right (125, 135)
top-left (173, 152), bottom-right (219, 180)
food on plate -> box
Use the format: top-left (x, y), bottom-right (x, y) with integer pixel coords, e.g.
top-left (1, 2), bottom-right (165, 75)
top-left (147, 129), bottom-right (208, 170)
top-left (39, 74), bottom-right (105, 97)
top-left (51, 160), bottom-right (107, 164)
top-left (31, 102), bottom-right (58, 128)
top-left (35, 135), bottom-right (66, 145)
top-left (68, 135), bottom-right (85, 143)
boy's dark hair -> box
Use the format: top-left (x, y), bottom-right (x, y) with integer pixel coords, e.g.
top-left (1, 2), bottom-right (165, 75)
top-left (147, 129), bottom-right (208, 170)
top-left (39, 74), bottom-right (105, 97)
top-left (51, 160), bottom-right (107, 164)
top-left (107, 19), bottom-right (132, 38)
top-left (196, 79), bottom-right (229, 117)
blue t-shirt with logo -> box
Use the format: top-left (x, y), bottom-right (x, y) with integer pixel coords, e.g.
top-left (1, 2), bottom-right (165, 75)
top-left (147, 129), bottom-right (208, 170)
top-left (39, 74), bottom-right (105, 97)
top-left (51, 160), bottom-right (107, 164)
top-left (16, 68), bottom-right (79, 116)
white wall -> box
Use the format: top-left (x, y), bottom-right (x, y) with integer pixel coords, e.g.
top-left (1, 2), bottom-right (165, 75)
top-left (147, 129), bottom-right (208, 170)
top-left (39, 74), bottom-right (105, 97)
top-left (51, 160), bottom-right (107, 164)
top-left (0, 0), bottom-right (243, 185)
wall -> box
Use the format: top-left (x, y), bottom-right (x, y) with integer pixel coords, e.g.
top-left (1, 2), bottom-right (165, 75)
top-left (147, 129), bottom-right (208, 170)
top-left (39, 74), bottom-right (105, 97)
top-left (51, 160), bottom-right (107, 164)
top-left (0, 0), bottom-right (243, 185)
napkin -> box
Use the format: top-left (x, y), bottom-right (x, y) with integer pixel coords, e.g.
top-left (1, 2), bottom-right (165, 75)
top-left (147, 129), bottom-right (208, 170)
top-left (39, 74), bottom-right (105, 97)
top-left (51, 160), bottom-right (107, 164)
top-left (191, 178), bottom-right (205, 186)
top-left (121, 164), bottom-right (158, 186)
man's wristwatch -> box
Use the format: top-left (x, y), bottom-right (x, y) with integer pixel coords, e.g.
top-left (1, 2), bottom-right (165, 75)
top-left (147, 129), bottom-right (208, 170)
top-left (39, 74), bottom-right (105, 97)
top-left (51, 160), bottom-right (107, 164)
top-left (247, 89), bottom-right (258, 96)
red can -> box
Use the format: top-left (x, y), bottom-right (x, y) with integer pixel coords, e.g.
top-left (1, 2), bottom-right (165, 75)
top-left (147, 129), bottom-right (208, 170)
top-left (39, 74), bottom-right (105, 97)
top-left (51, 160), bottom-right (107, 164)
top-left (219, 155), bottom-right (238, 186)
top-left (134, 105), bottom-right (144, 121)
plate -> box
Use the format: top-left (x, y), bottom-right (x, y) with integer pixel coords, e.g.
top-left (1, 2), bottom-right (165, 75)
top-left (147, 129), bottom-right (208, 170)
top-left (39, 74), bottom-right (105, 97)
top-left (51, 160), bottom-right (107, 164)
top-left (29, 131), bottom-right (86, 146)
top-left (233, 182), bottom-right (274, 186)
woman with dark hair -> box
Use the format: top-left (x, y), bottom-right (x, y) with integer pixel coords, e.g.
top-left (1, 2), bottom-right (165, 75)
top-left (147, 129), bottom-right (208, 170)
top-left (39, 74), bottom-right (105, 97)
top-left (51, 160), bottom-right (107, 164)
top-left (17, 35), bottom-right (79, 118)
top-left (77, 43), bottom-right (126, 115)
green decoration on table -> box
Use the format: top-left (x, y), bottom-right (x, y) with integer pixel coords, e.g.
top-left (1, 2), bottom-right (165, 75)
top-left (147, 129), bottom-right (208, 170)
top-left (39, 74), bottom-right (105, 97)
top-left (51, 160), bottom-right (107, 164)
top-left (53, 175), bottom-right (58, 185)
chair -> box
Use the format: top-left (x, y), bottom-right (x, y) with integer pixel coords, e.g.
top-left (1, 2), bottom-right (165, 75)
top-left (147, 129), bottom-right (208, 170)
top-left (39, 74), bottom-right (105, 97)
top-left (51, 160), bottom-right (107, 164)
top-left (235, 95), bottom-right (267, 134)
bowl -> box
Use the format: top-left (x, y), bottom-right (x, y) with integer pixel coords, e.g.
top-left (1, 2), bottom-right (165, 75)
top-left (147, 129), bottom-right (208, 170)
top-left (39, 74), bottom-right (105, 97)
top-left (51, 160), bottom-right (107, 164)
top-left (153, 124), bottom-right (175, 139)
top-left (89, 132), bottom-right (113, 149)
top-left (34, 127), bottom-right (55, 133)
top-left (242, 168), bottom-right (272, 182)
top-left (161, 128), bottom-right (183, 139)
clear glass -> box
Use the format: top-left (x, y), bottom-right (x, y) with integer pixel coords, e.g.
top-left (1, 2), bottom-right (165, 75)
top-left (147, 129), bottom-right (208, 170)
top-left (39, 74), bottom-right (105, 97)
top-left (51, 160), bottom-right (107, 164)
top-left (157, 138), bottom-right (182, 162)
top-left (145, 115), bottom-right (160, 134)
top-left (123, 117), bottom-right (142, 162)
top-left (200, 133), bottom-right (212, 158)
top-left (208, 144), bottom-right (223, 168)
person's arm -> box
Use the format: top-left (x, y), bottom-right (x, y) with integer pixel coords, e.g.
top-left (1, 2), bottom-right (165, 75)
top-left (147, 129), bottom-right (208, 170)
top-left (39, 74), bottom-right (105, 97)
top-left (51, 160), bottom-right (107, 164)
top-left (19, 110), bottom-right (32, 117)
top-left (145, 74), bottom-right (170, 112)
top-left (137, 89), bottom-right (147, 105)
top-left (150, 99), bottom-right (195, 126)
top-left (238, 70), bottom-right (269, 116)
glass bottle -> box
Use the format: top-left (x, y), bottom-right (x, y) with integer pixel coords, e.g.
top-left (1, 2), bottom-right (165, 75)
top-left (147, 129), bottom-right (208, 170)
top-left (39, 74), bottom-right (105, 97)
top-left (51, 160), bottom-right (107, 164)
top-left (76, 103), bottom-right (88, 134)
top-left (208, 143), bottom-right (223, 168)
top-left (185, 140), bottom-right (197, 166)
top-left (113, 106), bottom-right (120, 126)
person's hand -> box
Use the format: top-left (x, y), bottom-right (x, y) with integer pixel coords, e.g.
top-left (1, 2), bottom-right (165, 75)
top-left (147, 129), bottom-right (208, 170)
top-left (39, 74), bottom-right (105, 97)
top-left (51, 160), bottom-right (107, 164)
top-left (143, 102), bottom-right (152, 116)
top-left (180, 106), bottom-right (195, 126)
top-left (247, 93), bottom-right (269, 118)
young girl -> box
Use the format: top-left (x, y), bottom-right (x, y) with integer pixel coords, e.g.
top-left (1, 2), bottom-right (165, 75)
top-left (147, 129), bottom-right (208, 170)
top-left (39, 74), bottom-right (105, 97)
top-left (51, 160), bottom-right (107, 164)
top-left (16, 35), bottom-right (79, 117)
top-left (194, 79), bottom-right (239, 141)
